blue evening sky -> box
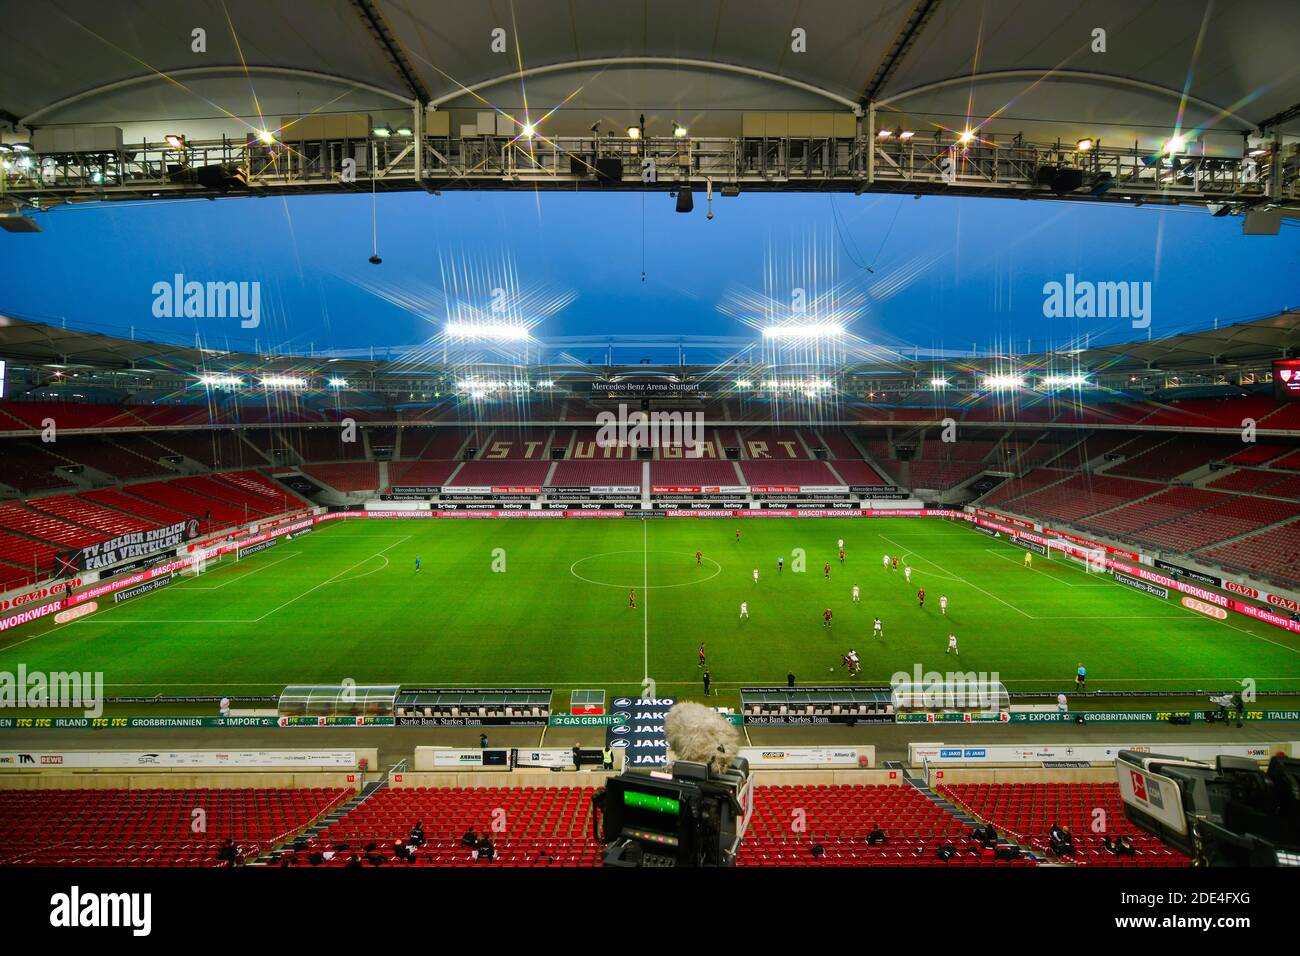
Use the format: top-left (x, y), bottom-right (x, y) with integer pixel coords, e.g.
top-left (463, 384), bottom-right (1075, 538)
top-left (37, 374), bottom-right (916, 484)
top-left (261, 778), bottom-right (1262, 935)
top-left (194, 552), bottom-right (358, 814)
top-left (2, 190), bottom-right (1297, 356)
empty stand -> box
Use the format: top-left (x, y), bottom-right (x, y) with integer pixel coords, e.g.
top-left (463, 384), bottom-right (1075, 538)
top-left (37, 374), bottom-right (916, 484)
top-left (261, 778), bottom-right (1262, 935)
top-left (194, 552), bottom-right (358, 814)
top-left (302, 463), bottom-right (381, 493)
top-left (940, 783), bottom-right (1187, 867)
top-left (0, 788), bottom-right (350, 866)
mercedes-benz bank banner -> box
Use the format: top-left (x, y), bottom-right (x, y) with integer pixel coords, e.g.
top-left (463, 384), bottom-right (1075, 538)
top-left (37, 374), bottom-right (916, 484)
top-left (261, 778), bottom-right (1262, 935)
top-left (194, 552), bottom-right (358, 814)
top-left (607, 696), bottom-right (674, 768)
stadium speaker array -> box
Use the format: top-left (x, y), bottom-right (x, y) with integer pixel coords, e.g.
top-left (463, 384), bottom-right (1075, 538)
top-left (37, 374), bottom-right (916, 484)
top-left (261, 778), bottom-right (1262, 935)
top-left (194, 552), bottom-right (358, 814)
top-left (1035, 165), bottom-right (1084, 194)
top-left (551, 446), bottom-right (566, 460)
top-left (725, 447), bottom-right (740, 460)
top-left (594, 157), bottom-right (623, 184)
top-left (463, 447), bottom-right (478, 460)
top-left (812, 447), bottom-right (827, 459)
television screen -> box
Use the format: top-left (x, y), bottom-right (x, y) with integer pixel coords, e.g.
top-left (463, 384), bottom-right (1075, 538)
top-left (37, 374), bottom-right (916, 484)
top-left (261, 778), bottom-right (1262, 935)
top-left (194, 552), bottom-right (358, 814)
top-left (1274, 359), bottom-right (1300, 400)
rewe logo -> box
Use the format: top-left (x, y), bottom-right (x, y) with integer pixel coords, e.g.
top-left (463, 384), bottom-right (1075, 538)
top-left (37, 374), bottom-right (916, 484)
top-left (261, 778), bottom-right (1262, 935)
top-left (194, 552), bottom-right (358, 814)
top-left (151, 273), bottom-right (261, 328)
top-left (1042, 273), bottom-right (1151, 329)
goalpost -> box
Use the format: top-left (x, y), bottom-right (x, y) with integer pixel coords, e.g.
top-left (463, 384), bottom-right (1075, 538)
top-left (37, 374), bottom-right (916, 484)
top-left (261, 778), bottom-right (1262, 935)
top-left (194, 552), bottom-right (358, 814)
top-left (1046, 538), bottom-right (1108, 573)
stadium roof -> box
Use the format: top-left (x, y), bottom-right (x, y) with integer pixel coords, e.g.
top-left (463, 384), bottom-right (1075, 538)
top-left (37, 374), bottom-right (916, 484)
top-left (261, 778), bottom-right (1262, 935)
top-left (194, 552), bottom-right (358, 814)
top-left (4, 0), bottom-right (1297, 136)
top-left (2, 310), bottom-right (1295, 377)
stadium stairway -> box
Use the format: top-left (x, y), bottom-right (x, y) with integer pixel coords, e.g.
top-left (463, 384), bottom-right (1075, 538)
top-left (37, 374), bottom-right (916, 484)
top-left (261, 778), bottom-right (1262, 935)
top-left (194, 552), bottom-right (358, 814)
top-left (894, 765), bottom-right (1044, 864)
top-left (257, 779), bottom-right (387, 865)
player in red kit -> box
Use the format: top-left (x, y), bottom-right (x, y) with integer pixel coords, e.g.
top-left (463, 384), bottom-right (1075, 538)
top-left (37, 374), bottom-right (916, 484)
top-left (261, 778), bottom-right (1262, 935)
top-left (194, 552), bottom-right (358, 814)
top-left (698, 643), bottom-right (706, 667)
top-left (629, 590), bottom-right (636, 609)
top-left (735, 529), bottom-right (741, 543)
top-left (891, 556), bottom-right (898, 572)
top-left (695, 550), bottom-right (702, 565)
top-left (917, 587), bottom-right (925, 608)
top-left (824, 562), bottom-right (831, 579)
top-left (839, 548), bottom-right (845, 564)
top-left (823, 608), bottom-right (832, 628)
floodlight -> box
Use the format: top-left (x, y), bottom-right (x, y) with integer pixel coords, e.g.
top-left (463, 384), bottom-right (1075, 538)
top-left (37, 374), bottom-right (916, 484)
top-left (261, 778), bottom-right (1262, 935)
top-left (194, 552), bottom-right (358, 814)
top-left (260, 376), bottom-right (306, 388)
top-left (761, 324), bottom-right (845, 339)
top-left (11, 142), bottom-right (31, 152)
top-left (897, 130), bottom-right (915, 141)
top-left (255, 129), bottom-right (275, 145)
top-left (983, 375), bottom-right (1023, 389)
top-left (197, 375), bottom-right (242, 387)
top-left (930, 377), bottom-right (949, 388)
top-left (877, 128), bottom-right (893, 139)
top-left (520, 123), bottom-right (536, 139)
top-left (164, 134), bottom-right (187, 149)
top-left (957, 129), bottom-right (976, 145)
top-left (672, 123), bottom-right (687, 138)
top-left (1075, 138), bottom-right (1095, 152)
top-left (626, 125), bottom-right (640, 139)
top-left (1163, 135), bottom-right (1186, 154)
top-left (327, 378), bottom-right (348, 388)
top-left (444, 322), bottom-right (530, 341)
top-left (371, 126), bottom-right (392, 138)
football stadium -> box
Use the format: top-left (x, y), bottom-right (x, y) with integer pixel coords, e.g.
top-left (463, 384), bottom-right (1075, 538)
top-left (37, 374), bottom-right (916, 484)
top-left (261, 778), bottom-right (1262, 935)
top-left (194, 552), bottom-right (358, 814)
top-left (1, 0), bottom-right (1299, 929)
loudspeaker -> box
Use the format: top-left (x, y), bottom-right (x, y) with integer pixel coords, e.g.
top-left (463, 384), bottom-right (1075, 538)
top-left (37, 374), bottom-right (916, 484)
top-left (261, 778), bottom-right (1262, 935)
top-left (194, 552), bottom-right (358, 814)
top-left (463, 447), bottom-right (478, 460)
top-left (725, 447), bottom-right (740, 460)
top-left (594, 157), bottom-right (623, 184)
top-left (675, 186), bottom-right (694, 213)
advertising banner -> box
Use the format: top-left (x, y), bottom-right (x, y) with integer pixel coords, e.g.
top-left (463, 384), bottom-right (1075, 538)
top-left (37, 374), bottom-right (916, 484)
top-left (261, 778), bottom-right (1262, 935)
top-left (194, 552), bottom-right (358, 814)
top-left (607, 696), bottom-right (674, 768)
top-left (64, 521), bottom-right (198, 572)
top-left (0, 749), bottom-right (358, 769)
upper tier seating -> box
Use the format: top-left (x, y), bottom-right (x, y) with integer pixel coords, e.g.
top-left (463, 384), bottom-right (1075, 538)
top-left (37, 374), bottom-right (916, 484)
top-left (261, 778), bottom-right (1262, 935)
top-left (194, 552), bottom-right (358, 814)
top-left (302, 463), bottom-right (381, 493)
top-left (0, 787), bottom-right (350, 866)
top-left (0, 441), bottom-right (77, 491)
top-left (1105, 436), bottom-right (1241, 481)
top-left (479, 429), bottom-right (553, 460)
top-left (903, 460), bottom-right (986, 490)
top-left (289, 427), bottom-right (367, 462)
top-left (738, 429), bottom-right (813, 459)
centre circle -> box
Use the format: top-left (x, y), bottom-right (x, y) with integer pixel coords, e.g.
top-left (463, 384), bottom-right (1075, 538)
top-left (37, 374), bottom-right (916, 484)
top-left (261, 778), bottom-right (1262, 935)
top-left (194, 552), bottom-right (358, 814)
top-left (569, 550), bottom-right (723, 589)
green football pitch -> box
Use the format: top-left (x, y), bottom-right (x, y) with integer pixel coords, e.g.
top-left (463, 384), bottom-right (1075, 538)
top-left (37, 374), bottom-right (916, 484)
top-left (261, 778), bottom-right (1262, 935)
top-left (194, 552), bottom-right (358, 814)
top-left (3, 516), bottom-right (1298, 705)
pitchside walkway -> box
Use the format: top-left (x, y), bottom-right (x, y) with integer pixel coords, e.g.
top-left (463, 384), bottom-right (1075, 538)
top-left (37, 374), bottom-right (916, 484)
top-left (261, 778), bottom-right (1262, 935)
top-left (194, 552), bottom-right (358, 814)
top-left (3, 720), bottom-right (1295, 770)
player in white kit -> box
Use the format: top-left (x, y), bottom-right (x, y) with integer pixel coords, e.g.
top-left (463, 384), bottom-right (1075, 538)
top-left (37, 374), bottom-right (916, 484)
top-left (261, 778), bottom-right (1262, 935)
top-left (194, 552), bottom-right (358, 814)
top-left (852, 584), bottom-right (860, 603)
top-left (752, 568), bottom-right (759, 585)
top-left (882, 554), bottom-right (889, 570)
top-left (904, 565), bottom-right (912, 584)
top-left (872, 617), bottom-right (883, 638)
top-left (940, 594), bottom-right (948, 615)
top-left (740, 601), bottom-right (748, 619)
top-left (947, 633), bottom-right (958, 656)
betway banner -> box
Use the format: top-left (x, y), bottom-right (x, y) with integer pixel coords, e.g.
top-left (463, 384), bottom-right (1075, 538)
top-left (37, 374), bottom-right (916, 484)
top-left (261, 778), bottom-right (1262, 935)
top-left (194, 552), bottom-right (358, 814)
top-left (65, 520), bottom-right (199, 572)
top-left (1154, 558), bottom-right (1222, 589)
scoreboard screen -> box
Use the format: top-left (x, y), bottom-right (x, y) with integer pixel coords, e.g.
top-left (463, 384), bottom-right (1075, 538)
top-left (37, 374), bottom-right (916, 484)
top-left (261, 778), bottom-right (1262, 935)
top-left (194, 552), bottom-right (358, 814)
top-left (1275, 359), bottom-right (1300, 401)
